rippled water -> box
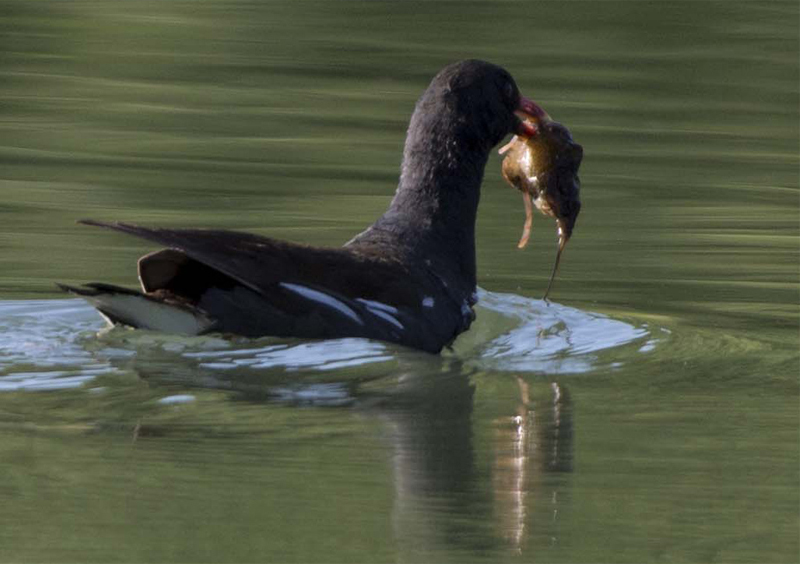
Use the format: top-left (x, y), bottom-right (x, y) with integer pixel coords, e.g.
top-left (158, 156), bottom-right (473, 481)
top-left (0, 290), bottom-right (652, 393)
top-left (1, 0), bottom-right (797, 562)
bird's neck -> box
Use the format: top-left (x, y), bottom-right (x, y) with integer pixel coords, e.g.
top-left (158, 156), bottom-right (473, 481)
top-left (372, 118), bottom-right (491, 288)
top-left (392, 130), bottom-right (487, 234)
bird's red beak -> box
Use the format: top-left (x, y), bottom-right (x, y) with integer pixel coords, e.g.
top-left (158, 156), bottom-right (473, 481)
top-left (515, 95), bottom-right (550, 138)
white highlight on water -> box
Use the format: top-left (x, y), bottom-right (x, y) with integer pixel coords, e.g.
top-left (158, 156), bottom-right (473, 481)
top-left (158, 394), bottom-right (196, 405)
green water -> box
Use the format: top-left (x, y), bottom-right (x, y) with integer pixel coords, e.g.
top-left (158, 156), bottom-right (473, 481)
top-left (1, 1), bottom-right (798, 562)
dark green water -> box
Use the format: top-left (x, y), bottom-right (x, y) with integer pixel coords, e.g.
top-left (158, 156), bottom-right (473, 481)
top-left (1, 1), bottom-right (798, 562)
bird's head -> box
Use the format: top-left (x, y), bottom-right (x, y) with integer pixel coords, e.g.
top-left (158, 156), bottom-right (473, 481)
top-left (412, 60), bottom-right (546, 152)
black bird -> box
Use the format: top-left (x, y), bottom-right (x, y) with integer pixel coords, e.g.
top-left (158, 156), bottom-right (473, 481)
top-left (60, 60), bottom-right (545, 353)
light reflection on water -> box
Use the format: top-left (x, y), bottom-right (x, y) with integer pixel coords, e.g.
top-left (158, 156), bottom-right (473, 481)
top-left (0, 290), bottom-right (652, 394)
top-left (0, 299), bottom-right (118, 390)
top-left (461, 289), bottom-right (649, 373)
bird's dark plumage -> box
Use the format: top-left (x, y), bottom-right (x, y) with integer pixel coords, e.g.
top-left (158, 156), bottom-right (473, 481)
top-left (62, 60), bottom-right (534, 353)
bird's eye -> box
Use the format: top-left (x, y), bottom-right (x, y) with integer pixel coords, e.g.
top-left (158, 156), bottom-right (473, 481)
top-left (503, 81), bottom-right (515, 102)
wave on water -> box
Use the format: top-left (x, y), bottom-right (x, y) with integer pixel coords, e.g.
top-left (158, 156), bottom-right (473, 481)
top-left (460, 289), bottom-right (651, 373)
top-left (0, 290), bottom-right (654, 393)
top-left (0, 300), bottom-right (115, 391)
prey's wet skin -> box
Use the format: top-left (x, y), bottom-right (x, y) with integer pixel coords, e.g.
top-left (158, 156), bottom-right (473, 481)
top-left (499, 115), bottom-right (583, 300)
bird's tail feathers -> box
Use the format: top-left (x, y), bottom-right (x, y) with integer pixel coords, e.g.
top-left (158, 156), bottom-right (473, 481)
top-left (57, 283), bottom-right (215, 335)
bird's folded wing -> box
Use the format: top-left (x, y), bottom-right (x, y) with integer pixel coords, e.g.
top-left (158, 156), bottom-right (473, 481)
top-left (79, 219), bottom-right (415, 305)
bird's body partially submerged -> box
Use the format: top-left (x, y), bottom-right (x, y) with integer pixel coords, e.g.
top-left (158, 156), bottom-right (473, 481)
top-left (61, 221), bottom-right (475, 353)
top-left (61, 60), bottom-right (547, 353)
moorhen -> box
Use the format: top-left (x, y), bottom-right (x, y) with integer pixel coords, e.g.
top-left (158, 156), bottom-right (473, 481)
top-left (60, 59), bottom-right (547, 353)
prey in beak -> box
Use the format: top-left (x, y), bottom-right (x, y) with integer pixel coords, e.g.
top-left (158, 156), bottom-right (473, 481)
top-left (515, 95), bottom-right (550, 137)
top-left (500, 97), bottom-right (583, 301)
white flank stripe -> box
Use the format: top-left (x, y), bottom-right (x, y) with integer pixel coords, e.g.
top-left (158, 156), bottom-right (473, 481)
top-left (365, 307), bottom-right (404, 331)
top-left (355, 298), bottom-right (400, 315)
top-left (280, 283), bottom-right (364, 326)
top-left (422, 296), bottom-right (435, 308)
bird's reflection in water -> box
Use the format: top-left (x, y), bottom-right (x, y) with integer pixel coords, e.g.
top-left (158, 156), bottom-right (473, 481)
top-left (374, 367), bottom-right (489, 557)
top-left (121, 345), bottom-right (574, 556)
top-left (492, 378), bottom-right (573, 552)
top-left (371, 365), bottom-right (574, 558)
